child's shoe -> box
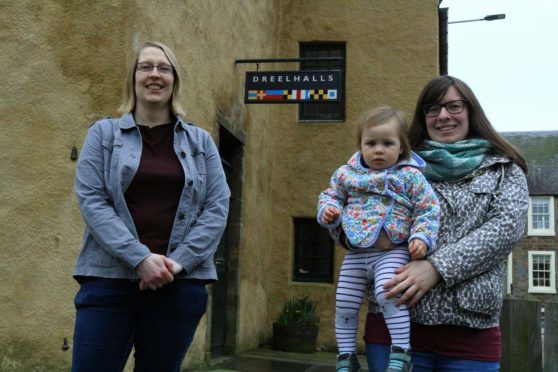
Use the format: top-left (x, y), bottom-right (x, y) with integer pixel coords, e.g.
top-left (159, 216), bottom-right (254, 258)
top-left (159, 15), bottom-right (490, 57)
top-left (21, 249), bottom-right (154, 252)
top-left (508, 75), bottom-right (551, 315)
top-left (385, 346), bottom-right (412, 372)
top-left (336, 352), bottom-right (361, 372)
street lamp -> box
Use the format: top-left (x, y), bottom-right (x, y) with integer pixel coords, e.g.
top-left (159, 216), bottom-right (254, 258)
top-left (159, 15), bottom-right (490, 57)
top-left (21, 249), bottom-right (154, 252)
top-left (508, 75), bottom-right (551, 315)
top-left (448, 14), bottom-right (506, 24)
top-left (439, 11), bottom-right (506, 75)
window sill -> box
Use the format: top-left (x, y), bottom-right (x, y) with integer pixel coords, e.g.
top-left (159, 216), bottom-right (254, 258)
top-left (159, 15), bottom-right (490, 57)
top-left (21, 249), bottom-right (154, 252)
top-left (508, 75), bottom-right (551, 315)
top-left (298, 120), bottom-right (345, 124)
top-left (526, 230), bottom-right (556, 236)
top-left (290, 281), bottom-right (334, 288)
top-left (528, 288), bottom-right (557, 294)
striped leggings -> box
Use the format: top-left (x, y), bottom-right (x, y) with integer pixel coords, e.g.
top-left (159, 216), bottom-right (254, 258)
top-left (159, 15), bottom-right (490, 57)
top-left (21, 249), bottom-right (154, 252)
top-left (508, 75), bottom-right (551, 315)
top-left (335, 247), bottom-right (410, 354)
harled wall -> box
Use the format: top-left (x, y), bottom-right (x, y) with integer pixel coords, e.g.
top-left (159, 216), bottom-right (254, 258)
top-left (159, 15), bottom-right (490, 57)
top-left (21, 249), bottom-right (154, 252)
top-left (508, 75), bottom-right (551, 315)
top-left (0, 1), bottom-right (279, 369)
top-left (262, 0), bottom-right (440, 351)
top-left (0, 0), bottom-right (439, 369)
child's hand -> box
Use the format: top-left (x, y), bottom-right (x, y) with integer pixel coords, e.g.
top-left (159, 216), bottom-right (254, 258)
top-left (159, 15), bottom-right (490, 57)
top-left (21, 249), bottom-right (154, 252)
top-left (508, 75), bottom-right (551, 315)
top-left (321, 206), bottom-right (340, 224)
top-left (408, 239), bottom-right (427, 260)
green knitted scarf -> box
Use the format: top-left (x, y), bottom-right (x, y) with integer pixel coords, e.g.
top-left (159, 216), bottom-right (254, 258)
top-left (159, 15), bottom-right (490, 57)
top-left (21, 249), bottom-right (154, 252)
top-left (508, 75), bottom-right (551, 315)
top-left (416, 139), bottom-right (492, 182)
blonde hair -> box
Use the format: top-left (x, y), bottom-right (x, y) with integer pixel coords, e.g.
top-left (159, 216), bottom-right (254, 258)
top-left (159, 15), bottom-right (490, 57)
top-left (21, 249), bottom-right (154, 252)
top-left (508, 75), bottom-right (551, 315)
top-left (117, 41), bottom-right (186, 116)
top-left (356, 106), bottom-right (411, 161)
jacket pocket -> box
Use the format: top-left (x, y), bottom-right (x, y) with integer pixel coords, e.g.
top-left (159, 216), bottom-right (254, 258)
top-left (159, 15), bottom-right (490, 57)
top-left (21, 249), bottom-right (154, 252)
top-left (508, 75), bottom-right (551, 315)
top-left (102, 138), bottom-right (123, 169)
top-left (455, 269), bottom-right (503, 315)
top-left (191, 149), bottom-right (207, 202)
top-left (192, 148), bottom-right (207, 175)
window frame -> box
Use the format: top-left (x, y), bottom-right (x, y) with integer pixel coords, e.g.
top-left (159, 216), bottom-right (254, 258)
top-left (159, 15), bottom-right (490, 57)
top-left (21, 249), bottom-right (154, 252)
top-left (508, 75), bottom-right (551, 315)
top-left (505, 252), bottom-right (513, 295)
top-left (528, 251), bottom-right (556, 294)
top-left (298, 42), bottom-right (346, 123)
top-left (527, 196), bottom-right (555, 236)
top-left (292, 217), bottom-right (334, 283)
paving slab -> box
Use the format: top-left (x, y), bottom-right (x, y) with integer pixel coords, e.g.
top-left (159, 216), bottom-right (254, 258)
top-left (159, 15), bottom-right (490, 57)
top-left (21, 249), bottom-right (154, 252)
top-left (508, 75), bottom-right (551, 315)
top-left (186, 349), bottom-right (368, 372)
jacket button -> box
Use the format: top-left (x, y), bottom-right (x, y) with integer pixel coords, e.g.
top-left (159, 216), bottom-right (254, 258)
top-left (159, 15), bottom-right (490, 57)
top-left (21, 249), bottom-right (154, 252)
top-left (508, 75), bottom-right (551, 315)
top-left (178, 214), bottom-right (185, 220)
top-left (188, 180), bottom-right (193, 186)
top-left (180, 151), bottom-right (186, 158)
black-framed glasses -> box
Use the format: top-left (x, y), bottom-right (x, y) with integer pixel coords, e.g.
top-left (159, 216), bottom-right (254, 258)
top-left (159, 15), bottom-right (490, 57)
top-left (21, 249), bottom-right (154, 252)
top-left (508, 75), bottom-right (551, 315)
top-left (136, 62), bottom-right (174, 75)
top-left (423, 100), bottom-right (467, 117)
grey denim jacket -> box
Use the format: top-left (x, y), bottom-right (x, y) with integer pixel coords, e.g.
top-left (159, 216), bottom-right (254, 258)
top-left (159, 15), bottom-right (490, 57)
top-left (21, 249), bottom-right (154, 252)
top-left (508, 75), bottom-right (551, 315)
top-left (369, 155), bottom-right (528, 328)
top-left (73, 113), bottom-right (230, 281)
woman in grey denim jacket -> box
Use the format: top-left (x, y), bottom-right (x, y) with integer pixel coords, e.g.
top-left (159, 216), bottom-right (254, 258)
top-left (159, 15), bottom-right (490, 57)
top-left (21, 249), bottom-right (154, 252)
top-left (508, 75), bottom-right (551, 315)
top-left (364, 76), bottom-right (528, 372)
top-left (71, 41), bottom-right (230, 372)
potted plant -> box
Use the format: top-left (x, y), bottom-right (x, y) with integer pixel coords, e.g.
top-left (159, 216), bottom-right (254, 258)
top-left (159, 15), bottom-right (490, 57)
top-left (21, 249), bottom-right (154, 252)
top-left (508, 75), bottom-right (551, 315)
top-left (273, 296), bottom-right (319, 353)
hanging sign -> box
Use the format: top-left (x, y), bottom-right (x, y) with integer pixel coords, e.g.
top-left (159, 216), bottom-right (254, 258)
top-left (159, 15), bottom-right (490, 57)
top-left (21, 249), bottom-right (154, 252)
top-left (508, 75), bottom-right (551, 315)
top-left (245, 70), bottom-right (342, 104)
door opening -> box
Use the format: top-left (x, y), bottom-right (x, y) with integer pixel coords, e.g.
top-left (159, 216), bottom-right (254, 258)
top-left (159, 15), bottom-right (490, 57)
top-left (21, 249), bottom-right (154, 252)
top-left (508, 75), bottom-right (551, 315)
top-left (211, 125), bottom-right (243, 357)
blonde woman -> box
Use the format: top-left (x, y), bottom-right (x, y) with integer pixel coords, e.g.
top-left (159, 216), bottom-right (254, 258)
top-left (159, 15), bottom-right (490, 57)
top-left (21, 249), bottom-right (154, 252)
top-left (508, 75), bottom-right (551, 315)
top-left (71, 41), bottom-right (230, 371)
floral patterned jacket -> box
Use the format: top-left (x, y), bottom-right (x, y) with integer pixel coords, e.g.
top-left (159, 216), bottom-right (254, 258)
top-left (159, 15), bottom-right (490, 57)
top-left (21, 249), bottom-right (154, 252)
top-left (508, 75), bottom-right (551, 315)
top-left (317, 152), bottom-right (439, 250)
top-left (368, 154), bottom-right (529, 328)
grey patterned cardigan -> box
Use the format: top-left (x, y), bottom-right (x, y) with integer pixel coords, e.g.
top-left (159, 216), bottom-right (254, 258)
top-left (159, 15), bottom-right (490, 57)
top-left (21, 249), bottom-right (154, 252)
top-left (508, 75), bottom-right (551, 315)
top-left (368, 154), bottom-right (529, 329)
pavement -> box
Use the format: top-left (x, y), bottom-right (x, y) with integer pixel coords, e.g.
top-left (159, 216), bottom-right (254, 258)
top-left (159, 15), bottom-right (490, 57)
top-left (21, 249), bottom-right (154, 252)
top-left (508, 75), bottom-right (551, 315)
top-left (186, 349), bottom-right (368, 372)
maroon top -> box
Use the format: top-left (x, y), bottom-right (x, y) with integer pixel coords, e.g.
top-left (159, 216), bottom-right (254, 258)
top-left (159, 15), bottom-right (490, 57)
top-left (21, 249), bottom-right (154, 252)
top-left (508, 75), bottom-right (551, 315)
top-left (364, 313), bottom-right (501, 362)
top-left (125, 124), bottom-right (185, 255)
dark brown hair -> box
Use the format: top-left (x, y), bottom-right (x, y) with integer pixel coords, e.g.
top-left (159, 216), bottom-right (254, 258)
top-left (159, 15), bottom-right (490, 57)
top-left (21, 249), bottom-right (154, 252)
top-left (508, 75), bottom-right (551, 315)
top-left (356, 106), bottom-right (411, 161)
top-left (408, 75), bottom-right (527, 172)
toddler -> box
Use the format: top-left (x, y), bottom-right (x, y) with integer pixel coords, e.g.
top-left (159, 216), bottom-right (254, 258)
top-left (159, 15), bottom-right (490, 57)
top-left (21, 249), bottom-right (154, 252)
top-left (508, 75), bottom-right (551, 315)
top-left (317, 106), bottom-right (439, 372)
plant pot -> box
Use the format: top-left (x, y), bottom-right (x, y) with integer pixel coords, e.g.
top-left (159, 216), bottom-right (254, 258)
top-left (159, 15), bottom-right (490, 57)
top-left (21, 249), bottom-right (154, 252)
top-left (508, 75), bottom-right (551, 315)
top-left (273, 322), bottom-right (318, 353)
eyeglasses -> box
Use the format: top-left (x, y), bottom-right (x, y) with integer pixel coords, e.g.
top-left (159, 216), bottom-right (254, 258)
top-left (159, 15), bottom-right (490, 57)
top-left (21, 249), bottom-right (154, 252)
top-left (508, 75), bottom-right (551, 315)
top-left (423, 100), bottom-right (467, 117)
top-left (136, 62), bottom-right (174, 74)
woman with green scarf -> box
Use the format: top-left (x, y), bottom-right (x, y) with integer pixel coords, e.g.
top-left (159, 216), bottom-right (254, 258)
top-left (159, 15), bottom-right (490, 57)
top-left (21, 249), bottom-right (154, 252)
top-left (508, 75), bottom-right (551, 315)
top-left (364, 76), bottom-right (529, 372)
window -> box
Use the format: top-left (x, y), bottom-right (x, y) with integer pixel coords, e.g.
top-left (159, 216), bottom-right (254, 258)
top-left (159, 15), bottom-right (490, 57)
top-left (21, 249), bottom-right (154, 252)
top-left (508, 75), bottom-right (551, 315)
top-left (528, 251), bottom-right (556, 294)
top-left (299, 42), bottom-right (345, 122)
top-left (527, 196), bottom-right (555, 236)
top-left (293, 218), bottom-right (334, 283)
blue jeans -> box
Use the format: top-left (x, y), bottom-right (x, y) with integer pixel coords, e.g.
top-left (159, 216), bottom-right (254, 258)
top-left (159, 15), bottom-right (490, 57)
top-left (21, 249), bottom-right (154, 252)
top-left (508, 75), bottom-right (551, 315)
top-left (71, 277), bottom-right (208, 372)
top-left (366, 343), bottom-right (500, 372)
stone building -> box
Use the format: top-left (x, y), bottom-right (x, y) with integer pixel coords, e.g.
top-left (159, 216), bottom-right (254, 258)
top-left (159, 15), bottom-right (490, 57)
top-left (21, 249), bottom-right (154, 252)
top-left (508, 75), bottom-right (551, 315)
top-left (0, 1), bottom-right (440, 369)
top-left (504, 132), bottom-right (558, 302)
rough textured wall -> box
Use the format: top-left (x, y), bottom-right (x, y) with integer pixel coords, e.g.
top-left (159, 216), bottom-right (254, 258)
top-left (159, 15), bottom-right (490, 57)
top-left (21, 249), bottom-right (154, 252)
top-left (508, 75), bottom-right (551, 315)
top-left (264, 0), bottom-right (441, 350)
top-left (0, 0), bottom-right (279, 369)
top-left (221, 2), bottom-right (283, 354)
top-left (1, 0), bottom-right (440, 368)
top-left (0, 1), bottom-right (133, 370)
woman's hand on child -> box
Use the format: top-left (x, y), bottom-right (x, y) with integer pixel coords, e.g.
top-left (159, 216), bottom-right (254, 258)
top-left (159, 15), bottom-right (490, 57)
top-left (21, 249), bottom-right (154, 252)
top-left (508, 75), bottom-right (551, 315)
top-left (408, 239), bottom-right (427, 260)
top-left (383, 260), bottom-right (441, 307)
top-left (321, 206), bottom-right (340, 224)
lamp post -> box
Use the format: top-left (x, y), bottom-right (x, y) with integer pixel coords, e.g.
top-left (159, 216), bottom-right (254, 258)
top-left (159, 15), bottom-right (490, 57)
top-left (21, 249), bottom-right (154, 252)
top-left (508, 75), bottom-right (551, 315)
top-left (448, 13), bottom-right (506, 24)
top-left (440, 12), bottom-right (506, 75)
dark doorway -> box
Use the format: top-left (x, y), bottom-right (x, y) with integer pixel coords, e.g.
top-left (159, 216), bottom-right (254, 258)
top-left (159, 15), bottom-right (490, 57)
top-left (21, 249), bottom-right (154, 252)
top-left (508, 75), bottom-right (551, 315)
top-left (211, 125), bottom-right (243, 357)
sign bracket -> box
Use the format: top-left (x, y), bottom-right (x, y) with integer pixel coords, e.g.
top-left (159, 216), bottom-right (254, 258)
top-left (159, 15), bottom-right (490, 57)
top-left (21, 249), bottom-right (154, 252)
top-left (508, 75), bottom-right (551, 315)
top-left (235, 57), bottom-right (343, 65)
